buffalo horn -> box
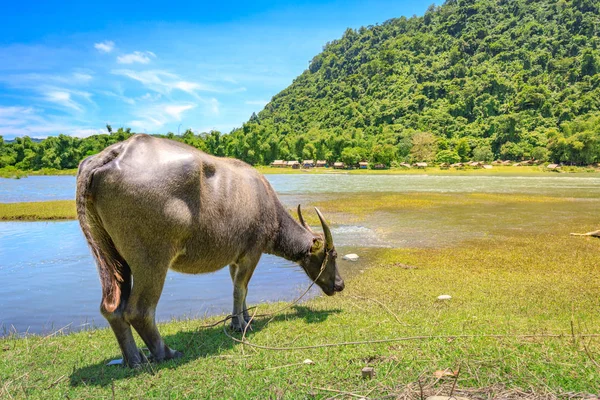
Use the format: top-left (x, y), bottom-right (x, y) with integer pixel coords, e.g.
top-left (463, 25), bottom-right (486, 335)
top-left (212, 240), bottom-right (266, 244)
top-left (297, 204), bottom-right (315, 234)
top-left (315, 207), bottom-right (333, 250)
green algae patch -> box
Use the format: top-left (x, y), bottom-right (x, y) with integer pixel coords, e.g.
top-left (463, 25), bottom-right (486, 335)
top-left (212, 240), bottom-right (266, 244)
top-left (310, 192), bottom-right (573, 222)
top-left (0, 200), bottom-right (77, 221)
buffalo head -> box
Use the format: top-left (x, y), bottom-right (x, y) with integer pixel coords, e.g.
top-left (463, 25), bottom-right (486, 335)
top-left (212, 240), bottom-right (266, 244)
top-left (297, 205), bottom-right (345, 296)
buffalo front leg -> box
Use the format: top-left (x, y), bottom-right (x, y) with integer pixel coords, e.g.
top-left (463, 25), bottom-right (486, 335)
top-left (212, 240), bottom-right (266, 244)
top-left (229, 254), bottom-right (260, 332)
top-left (125, 258), bottom-right (181, 363)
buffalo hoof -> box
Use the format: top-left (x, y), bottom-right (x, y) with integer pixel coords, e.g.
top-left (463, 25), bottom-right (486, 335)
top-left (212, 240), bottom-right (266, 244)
top-left (230, 318), bottom-right (253, 333)
top-left (121, 349), bottom-right (147, 368)
top-left (148, 348), bottom-right (183, 363)
top-left (169, 350), bottom-right (184, 360)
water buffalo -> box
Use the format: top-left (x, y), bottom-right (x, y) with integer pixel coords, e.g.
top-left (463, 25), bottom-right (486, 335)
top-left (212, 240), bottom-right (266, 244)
top-left (76, 134), bottom-right (344, 367)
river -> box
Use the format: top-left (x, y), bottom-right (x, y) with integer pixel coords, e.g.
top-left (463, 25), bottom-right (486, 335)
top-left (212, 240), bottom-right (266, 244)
top-left (1, 173), bottom-right (599, 335)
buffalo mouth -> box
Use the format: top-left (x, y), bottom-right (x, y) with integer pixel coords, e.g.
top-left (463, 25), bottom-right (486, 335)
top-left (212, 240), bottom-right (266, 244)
top-left (321, 285), bottom-right (336, 296)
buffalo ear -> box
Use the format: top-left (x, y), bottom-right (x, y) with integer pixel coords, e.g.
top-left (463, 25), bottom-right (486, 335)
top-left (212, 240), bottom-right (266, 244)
top-left (310, 237), bottom-right (324, 254)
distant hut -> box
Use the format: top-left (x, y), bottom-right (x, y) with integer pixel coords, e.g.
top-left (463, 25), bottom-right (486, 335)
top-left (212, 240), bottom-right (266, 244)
top-left (373, 163), bottom-right (386, 170)
top-left (546, 163), bottom-right (560, 171)
top-left (359, 161), bottom-right (369, 169)
top-left (482, 164), bottom-right (493, 169)
top-left (287, 160), bottom-right (300, 169)
top-left (502, 160), bottom-right (512, 165)
top-left (450, 162), bottom-right (463, 168)
top-left (414, 162), bottom-right (428, 168)
top-left (333, 162), bottom-right (345, 169)
top-left (399, 163), bottom-right (411, 168)
top-left (271, 160), bottom-right (286, 168)
top-left (302, 160), bottom-right (315, 168)
top-left (439, 162), bottom-right (450, 169)
top-left (469, 161), bottom-right (483, 167)
top-left (316, 160), bottom-right (327, 168)
top-left (513, 162), bottom-right (521, 167)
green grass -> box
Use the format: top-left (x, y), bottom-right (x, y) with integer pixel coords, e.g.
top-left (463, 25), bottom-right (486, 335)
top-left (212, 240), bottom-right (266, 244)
top-left (3, 165), bottom-right (596, 179)
top-left (0, 201), bottom-right (77, 220)
top-left (2, 192), bottom-right (600, 398)
top-left (0, 167), bottom-right (78, 178)
top-left (256, 165), bottom-right (600, 176)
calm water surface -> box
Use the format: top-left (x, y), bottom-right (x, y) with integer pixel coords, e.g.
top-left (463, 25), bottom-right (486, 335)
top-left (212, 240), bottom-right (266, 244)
top-left (1, 173), bottom-right (598, 334)
top-left (2, 174), bottom-right (600, 202)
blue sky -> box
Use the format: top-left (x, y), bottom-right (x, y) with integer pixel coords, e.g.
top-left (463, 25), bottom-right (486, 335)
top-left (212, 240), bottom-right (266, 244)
top-left (0, 0), bottom-right (435, 139)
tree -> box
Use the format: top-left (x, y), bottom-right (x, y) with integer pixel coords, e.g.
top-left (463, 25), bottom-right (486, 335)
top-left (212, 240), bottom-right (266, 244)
top-left (500, 142), bottom-right (525, 160)
top-left (435, 150), bottom-right (460, 164)
top-left (302, 143), bottom-right (317, 160)
top-left (372, 144), bottom-right (397, 166)
top-left (581, 49), bottom-right (598, 77)
top-left (455, 138), bottom-right (470, 162)
top-left (410, 132), bottom-right (437, 162)
top-left (472, 144), bottom-right (494, 162)
top-left (531, 146), bottom-right (549, 161)
top-left (340, 147), bottom-right (362, 166)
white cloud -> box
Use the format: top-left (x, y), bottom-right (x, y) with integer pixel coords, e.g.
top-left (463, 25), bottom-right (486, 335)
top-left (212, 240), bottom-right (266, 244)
top-left (128, 103), bottom-right (196, 131)
top-left (99, 90), bottom-right (135, 105)
top-left (139, 92), bottom-right (162, 101)
top-left (173, 81), bottom-right (203, 93)
top-left (117, 51), bottom-right (156, 64)
top-left (94, 41), bottom-right (115, 53)
top-left (0, 106), bottom-right (103, 139)
top-left (39, 88), bottom-right (94, 113)
top-left (208, 98), bottom-right (219, 115)
top-left (164, 104), bottom-right (195, 119)
top-left (44, 91), bottom-right (83, 111)
top-left (111, 69), bottom-right (177, 93)
top-left (72, 72), bottom-right (93, 83)
top-left (112, 69), bottom-right (243, 97)
top-left (0, 72), bottom-right (93, 87)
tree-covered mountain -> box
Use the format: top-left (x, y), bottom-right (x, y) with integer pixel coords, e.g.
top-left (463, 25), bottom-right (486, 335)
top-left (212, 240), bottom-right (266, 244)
top-left (225, 0), bottom-right (600, 165)
top-left (1, 0), bottom-right (599, 170)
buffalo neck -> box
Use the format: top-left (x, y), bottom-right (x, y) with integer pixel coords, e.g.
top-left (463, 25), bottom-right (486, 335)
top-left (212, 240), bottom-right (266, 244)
top-left (270, 205), bottom-right (313, 262)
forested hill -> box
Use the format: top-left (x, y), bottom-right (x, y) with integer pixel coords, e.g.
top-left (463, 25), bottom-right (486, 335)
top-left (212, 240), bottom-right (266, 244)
top-left (1, 0), bottom-right (600, 171)
top-left (228, 0), bottom-right (600, 165)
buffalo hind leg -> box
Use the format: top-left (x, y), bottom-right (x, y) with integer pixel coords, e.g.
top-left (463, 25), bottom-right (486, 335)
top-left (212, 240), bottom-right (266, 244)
top-left (125, 259), bottom-right (181, 363)
top-left (100, 269), bottom-right (144, 367)
top-left (229, 253), bottom-right (260, 332)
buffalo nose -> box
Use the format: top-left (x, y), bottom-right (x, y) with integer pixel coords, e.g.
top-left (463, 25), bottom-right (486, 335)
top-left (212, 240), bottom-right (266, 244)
top-left (334, 281), bottom-right (345, 292)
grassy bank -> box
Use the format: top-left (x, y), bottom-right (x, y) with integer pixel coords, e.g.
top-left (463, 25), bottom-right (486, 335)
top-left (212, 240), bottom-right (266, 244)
top-left (256, 165), bottom-right (600, 176)
top-left (0, 200), bottom-right (77, 221)
top-left (0, 167), bottom-right (78, 178)
top-left (2, 191), bottom-right (600, 398)
top-left (0, 192), bottom-right (581, 222)
top-left (2, 165), bottom-right (598, 179)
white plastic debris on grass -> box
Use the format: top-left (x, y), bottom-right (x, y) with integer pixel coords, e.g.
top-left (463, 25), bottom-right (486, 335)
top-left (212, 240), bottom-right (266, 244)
top-left (342, 253), bottom-right (359, 261)
top-left (437, 295), bottom-right (452, 300)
